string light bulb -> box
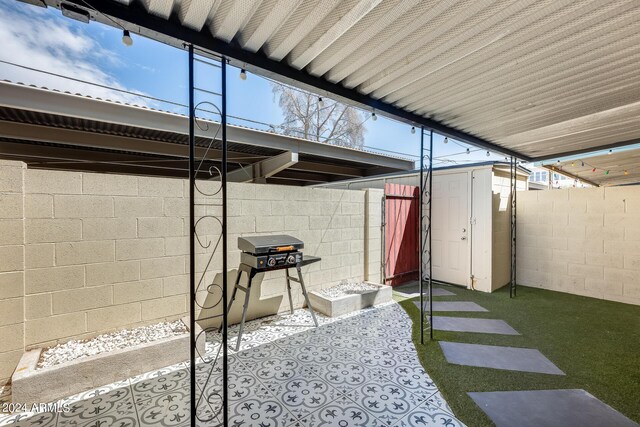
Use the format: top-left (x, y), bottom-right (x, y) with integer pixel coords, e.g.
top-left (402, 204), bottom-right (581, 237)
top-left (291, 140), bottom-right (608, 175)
top-left (466, 148), bottom-right (470, 154)
top-left (592, 168), bottom-right (596, 172)
top-left (486, 151), bottom-right (490, 157)
top-left (239, 69), bottom-right (247, 80)
top-left (624, 170), bottom-right (629, 175)
top-left (443, 137), bottom-right (448, 144)
top-left (371, 112), bottom-right (377, 121)
top-left (608, 149), bottom-right (612, 155)
top-left (605, 170), bottom-right (610, 175)
top-left (571, 161), bottom-right (575, 167)
top-left (122, 30), bottom-right (133, 47)
top-left (318, 97), bottom-right (324, 108)
top-left (411, 126), bottom-right (416, 134)
top-left (581, 161), bottom-right (585, 167)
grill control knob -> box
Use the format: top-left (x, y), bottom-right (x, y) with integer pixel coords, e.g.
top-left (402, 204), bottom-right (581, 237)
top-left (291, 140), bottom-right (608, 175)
top-left (267, 258), bottom-right (276, 267)
top-left (286, 255), bottom-right (296, 264)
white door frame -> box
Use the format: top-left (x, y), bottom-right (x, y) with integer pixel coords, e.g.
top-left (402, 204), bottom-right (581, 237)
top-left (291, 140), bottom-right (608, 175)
top-left (432, 169), bottom-right (472, 287)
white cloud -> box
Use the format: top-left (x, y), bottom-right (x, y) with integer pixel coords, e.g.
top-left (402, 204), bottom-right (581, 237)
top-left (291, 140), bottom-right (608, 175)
top-left (0, 2), bottom-right (150, 106)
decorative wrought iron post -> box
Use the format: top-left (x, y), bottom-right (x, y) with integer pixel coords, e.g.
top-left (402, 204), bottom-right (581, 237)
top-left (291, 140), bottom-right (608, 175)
top-left (419, 129), bottom-right (423, 343)
top-left (188, 48), bottom-right (228, 426)
top-left (510, 156), bottom-right (517, 298)
top-left (220, 56), bottom-right (229, 426)
top-left (188, 44), bottom-right (196, 427)
top-left (419, 128), bottom-right (433, 343)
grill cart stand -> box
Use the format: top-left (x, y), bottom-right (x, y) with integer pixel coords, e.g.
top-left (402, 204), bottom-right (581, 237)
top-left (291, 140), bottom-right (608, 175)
top-left (225, 257), bottom-right (320, 351)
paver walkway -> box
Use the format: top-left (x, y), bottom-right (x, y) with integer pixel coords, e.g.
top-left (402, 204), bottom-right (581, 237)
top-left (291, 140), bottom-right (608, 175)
top-left (427, 288), bottom-right (456, 297)
top-left (0, 303), bottom-right (465, 427)
top-left (414, 301), bottom-right (488, 312)
top-left (432, 316), bottom-right (519, 335)
top-left (407, 284), bottom-right (636, 427)
top-left (440, 342), bottom-right (565, 375)
top-left (469, 389), bottom-right (639, 427)
top-left (394, 282), bottom-right (456, 298)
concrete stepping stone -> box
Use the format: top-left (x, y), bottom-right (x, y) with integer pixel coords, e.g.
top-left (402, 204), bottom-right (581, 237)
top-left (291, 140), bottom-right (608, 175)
top-left (414, 301), bottom-right (488, 312)
top-left (397, 288), bottom-right (456, 298)
top-left (432, 316), bottom-right (519, 335)
top-left (431, 288), bottom-right (456, 297)
top-left (469, 389), bottom-right (639, 427)
top-left (439, 342), bottom-right (564, 375)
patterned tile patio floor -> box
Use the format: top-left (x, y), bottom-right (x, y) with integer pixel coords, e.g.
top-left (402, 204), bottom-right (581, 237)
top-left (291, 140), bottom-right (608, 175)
top-left (0, 302), bottom-right (464, 427)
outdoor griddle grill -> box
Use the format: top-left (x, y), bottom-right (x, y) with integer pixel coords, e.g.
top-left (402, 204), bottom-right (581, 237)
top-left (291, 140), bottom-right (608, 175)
top-left (224, 235), bottom-right (320, 350)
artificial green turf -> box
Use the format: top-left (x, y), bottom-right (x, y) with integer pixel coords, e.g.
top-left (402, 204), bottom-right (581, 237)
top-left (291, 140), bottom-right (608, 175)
top-left (394, 284), bottom-right (640, 426)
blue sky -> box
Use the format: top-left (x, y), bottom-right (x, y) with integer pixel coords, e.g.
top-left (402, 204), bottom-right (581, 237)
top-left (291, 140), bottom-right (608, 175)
top-left (0, 0), bottom-right (508, 167)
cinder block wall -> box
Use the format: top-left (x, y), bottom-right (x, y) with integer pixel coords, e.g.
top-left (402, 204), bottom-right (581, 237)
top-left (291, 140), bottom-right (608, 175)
top-left (204, 182), bottom-right (367, 329)
top-left (21, 168), bottom-right (190, 353)
top-left (0, 160), bottom-right (369, 383)
top-left (517, 186), bottom-right (640, 305)
top-left (0, 161), bottom-right (25, 387)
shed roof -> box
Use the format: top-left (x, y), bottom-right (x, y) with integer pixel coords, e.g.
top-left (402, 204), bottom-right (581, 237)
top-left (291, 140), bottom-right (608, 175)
top-left (314, 161), bottom-right (531, 189)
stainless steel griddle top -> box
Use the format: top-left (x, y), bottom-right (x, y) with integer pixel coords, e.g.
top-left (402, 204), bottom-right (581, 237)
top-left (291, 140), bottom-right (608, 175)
top-left (238, 235), bottom-right (304, 254)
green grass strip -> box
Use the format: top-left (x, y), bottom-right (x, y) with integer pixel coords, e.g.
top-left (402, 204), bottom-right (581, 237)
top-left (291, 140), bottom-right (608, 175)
top-left (395, 284), bottom-right (640, 426)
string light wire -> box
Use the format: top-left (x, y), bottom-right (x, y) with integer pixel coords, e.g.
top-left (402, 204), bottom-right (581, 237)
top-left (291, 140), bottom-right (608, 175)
top-left (1, 59), bottom-right (502, 164)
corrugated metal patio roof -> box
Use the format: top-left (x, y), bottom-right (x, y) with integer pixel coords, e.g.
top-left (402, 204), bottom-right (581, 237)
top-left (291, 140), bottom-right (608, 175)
top-left (36, 0), bottom-right (640, 164)
top-left (538, 145), bottom-right (640, 187)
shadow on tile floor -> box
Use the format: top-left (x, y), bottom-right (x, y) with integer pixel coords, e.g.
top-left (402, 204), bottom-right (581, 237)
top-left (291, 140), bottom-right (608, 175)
top-left (1, 303), bottom-right (464, 427)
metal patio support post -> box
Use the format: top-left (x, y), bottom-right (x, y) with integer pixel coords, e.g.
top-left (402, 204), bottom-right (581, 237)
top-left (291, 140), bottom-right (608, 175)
top-left (188, 44), bottom-right (196, 427)
top-left (510, 156), bottom-right (517, 298)
top-left (419, 128), bottom-right (424, 344)
top-left (419, 128), bottom-right (433, 344)
top-left (189, 49), bottom-right (228, 427)
top-left (428, 130), bottom-right (433, 340)
top-left (221, 56), bottom-right (229, 426)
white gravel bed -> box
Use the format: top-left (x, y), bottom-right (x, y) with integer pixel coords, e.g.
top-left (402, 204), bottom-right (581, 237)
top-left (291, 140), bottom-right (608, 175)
top-left (0, 385), bottom-right (10, 402)
top-left (318, 280), bottom-right (380, 298)
top-left (37, 320), bottom-right (187, 369)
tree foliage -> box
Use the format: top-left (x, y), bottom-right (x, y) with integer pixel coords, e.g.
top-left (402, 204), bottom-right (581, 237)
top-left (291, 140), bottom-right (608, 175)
top-left (271, 84), bottom-right (366, 149)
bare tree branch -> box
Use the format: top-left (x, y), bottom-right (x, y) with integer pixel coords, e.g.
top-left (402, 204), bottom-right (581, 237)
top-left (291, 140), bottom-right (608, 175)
top-left (271, 84), bottom-right (366, 149)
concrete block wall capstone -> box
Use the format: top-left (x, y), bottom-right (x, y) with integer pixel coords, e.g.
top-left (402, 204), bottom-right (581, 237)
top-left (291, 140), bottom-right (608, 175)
top-left (365, 188), bottom-right (383, 283)
top-left (0, 161), bottom-right (371, 384)
top-left (516, 186), bottom-right (640, 305)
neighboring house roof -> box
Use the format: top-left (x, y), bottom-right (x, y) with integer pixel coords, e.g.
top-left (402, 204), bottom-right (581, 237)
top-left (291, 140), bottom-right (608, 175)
top-left (0, 80), bottom-right (414, 185)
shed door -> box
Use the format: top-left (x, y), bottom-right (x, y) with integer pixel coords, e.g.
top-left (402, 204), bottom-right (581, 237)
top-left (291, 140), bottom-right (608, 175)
top-left (432, 172), bottom-right (470, 286)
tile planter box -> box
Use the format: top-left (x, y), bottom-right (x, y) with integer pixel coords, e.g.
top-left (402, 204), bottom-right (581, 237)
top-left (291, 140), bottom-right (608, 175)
top-left (308, 282), bottom-right (392, 317)
top-left (11, 318), bottom-right (204, 406)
